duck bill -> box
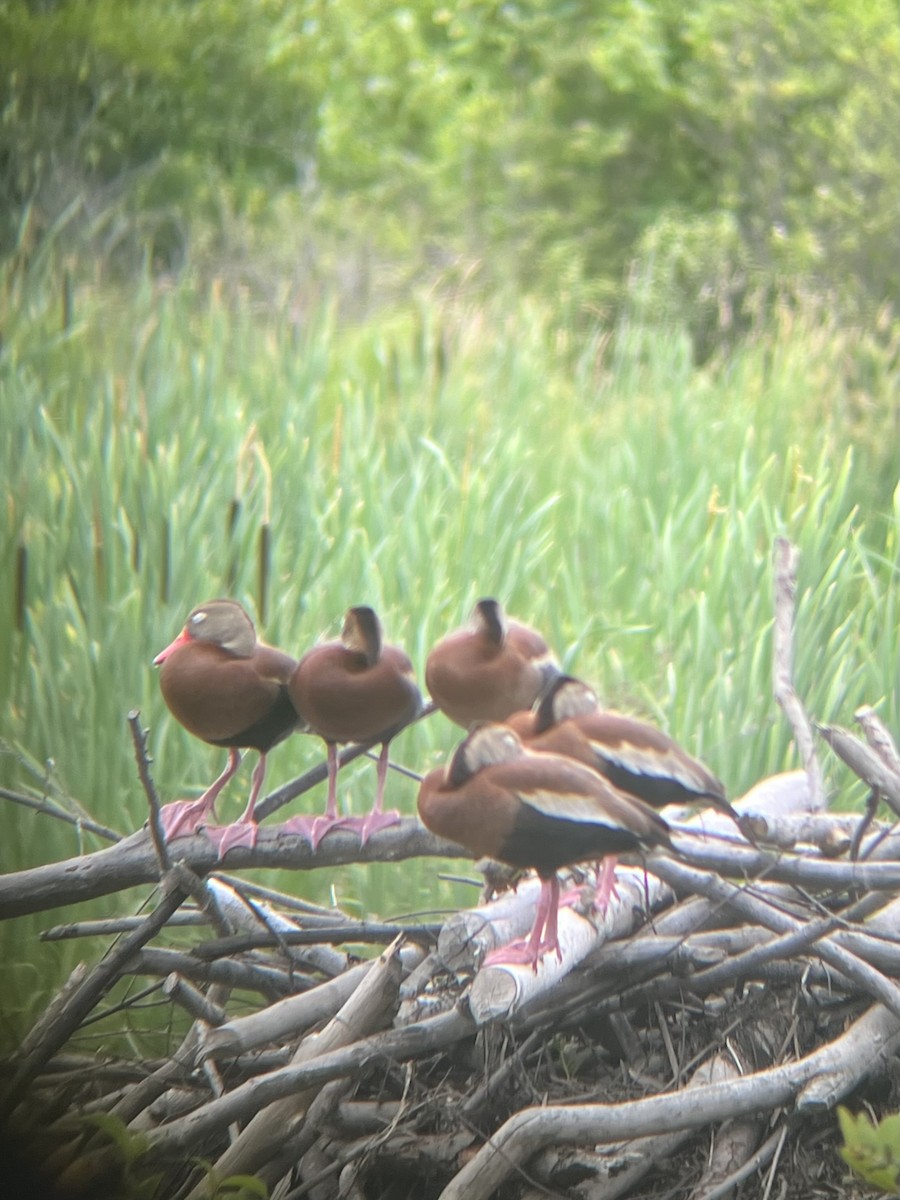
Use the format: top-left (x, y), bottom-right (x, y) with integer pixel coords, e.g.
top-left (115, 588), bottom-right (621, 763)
top-left (153, 628), bottom-right (190, 666)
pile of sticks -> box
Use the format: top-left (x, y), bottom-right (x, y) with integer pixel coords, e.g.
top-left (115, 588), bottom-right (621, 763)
top-left (2, 538), bottom-right (900, 1199)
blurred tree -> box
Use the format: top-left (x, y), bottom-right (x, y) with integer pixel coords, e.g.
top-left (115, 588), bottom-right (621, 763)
top-left (0, 0), bottom-right (896, 344)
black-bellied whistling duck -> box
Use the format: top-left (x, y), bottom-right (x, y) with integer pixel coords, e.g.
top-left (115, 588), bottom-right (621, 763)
top-left (506, 673), bottom-right (741, 905)
top-left (153, 599), bottom-right (301, 855)
top-left (425, 598), bottom-right (560, 728)
top-left (417, 724), bottom-right (672, 969)
top-left (508, 674), bottom-right (737, 817)
top-left (285, 606), bottom-right (422, 848)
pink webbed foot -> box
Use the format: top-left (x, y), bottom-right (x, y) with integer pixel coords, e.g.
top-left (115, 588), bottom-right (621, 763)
top-left (482, 935), bottom-right (560, 972)
top-left (321, 811), bottom-right (400, 847)
top-left (203, 820), bottom-right (260, 858)
top-left (356, 807), bottom-right (402, 845)
top-left (156, 748), bottom-right (240, 843)
top-left (158, 798), bottom-right (216, 842)
top-left (482, 875), bottom-right (561, 972)
top-left (279, 814), bottom-right (357, 851)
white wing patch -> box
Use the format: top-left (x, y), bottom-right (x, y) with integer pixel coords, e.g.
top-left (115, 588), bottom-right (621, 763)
top-left (518, 787), bottom-right (634, 831)
top-left (594, 739), bottom-right (705, 792)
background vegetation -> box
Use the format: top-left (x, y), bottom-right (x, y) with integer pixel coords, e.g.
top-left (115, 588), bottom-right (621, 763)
top-left (0, 0), bottom-right (897, 1047)
top-left (2, 0), bottom-right (898, 345)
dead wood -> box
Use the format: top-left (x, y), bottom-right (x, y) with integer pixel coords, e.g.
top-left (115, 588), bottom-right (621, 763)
top-left (183, 940), bottom-right (405, 1195)
top-left (0, 820), bottom-right (466, 920)
top-left (438, 1002), bottom-right (900, 1200)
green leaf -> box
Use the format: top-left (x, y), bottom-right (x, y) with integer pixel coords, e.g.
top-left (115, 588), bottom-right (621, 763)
top-left (212, 1173), bottom-right (270, 1199)
top-left (78, 1112), bottom-right (152, 1166)
top-left (838, 1106), bottom-right (900, 1193)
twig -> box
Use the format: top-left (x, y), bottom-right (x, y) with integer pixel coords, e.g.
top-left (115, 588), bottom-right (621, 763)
top-left (213, 874), bottom-right (341, 919)
top-left (855, 706), bottom-right (900, 776)
top-left (772, 537), bottom-right (825, 810)
top-left (817, 722), bottom-right (900, 819)
top-left (121, 947), bottom-right (304, 997)
top-left (199, 962), bottom-right (375, 1060)
top-left (364, 750), bottom-right (424, 783)
top-left (41, 912), bottom-right (208, 940)
top-left (162, 974), bottom-right (227, 1025)
top-left (698, 1121), bottom-right (789, 1200)
top-left (193, 922), bottom-right (440, 960)
top-left (142, 1007), bottom-right (475, 1162)
top-left (201, 877), bottom-right (349, 978)
top-left (650, 856), bottom-right (900, 1019)
top-left (185, 940), bottom-right (406, 1195)
top-left (128, 709), bottom-right (172, 874)
top-left (0, 784), bottom-right (123, 842)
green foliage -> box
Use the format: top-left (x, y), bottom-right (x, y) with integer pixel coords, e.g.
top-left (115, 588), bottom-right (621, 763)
top-left (192, 1160), bottom-right (269, 1200)
top-left (0, 0), bottom-right (319, 266)
top-left (73, 1112), bottom-right (162, 1198)
top-left (1, 0), bottom-right (896, 343)
top-left (838, 1106), bottom-right (900, 1193)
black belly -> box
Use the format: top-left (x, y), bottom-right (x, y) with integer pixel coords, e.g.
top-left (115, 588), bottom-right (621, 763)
top-left (499, 803), bottom-right (649, 877)
top-left (601, 761), bottom-right (700, 809)
top-left (213, 687), bottom-right (299, 753)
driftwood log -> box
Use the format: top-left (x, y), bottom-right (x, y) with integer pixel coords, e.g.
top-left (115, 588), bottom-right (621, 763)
top-left (2, 538), bottom-right (900, 1199)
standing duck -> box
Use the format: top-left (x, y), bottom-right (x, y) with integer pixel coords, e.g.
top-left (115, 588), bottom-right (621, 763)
top-left (507, 673), bottom-right (741, 905)
top-left (508, 675), bottom-right (736, 817)
top-left (425, 598), bottom-right (560, 728)
top-left (153, 599), bottom-right (301, 854)
top-left (286, 606), bottom-right (422, 848)
top-left (417, 724), bottom-right (672, 969)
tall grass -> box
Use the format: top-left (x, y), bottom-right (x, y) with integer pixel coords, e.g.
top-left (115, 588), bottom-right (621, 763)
top-left (1, 271), bottom-right (898, 1041)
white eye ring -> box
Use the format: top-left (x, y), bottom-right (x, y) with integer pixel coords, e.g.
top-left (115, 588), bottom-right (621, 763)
top-left (191, 611), bottom-right (208, 626)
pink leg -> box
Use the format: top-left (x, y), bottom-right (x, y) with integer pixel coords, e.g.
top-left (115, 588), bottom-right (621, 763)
top-left (537, 876), bottom-right (562, 962)
top-left (593, 855), bottom-right (620, 914)
top-left (356, 744), bottom-right (402, 844)
top-left (204, 753), bottom-right (268, 857)
top-left (483, 876), bottom-right (561, 971)
top-left (280, 743), bottom-right (356, 850)
top-left (159, 749), bottom-right (241, 841)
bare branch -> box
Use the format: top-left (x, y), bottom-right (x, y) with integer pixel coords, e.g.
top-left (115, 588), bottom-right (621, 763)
top-left (855, 705), bottom-right (900, 776)
top-left (128, 709), bottom-right (171, 874)
top-left (0, 821), bottom-right (466, 919)
top-left (818, 721), bottom-right (900, 819)
top-left (0, 877), bottom-right (189, 1122)
top-left (0, 783), bottom-right (123, 842)
top-left (772, 537), bottom-right (826, 810)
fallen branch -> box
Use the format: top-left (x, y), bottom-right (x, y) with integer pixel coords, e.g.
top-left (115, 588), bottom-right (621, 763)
top-left (0, 875), bottom-right (189, 1122)
top-left (0, 820), bottom-right (465, 919)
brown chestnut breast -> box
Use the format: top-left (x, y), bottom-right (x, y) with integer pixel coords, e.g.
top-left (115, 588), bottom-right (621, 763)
top-left (159, 640), bottom-right (299, 752)
top-left (290, 642), bottom-right (420, 744)
top-left (425, 622), bottom-right (557, 726)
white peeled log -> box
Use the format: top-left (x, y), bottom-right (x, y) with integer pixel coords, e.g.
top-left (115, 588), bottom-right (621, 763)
top-left (436, 877), bottom-right (545, 971)
top-left (205, 878), bottom-right (347, 977)
top-left (467, 866), bottom-right (671, 1024)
